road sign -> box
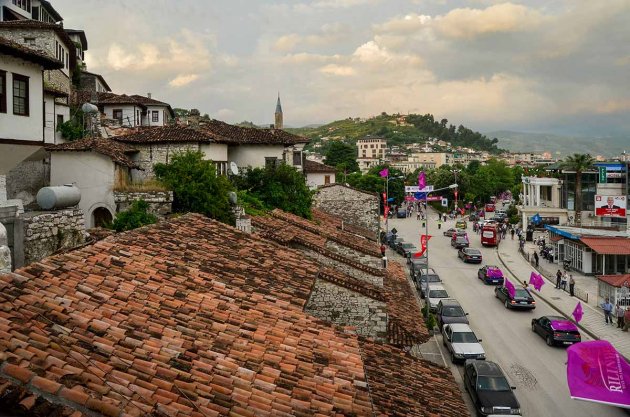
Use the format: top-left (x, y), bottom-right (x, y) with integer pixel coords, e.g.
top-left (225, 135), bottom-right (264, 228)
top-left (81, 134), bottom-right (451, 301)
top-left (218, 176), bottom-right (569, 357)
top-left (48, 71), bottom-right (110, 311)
top-left (598, 166), bottom-right (607, 184)
top-left (441, 198), bottom-right (448, 207)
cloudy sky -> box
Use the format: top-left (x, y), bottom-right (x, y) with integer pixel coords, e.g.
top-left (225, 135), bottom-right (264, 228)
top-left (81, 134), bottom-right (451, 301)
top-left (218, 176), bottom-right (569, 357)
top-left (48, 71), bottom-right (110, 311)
top-left (55, 0), bottom-right (630, 135)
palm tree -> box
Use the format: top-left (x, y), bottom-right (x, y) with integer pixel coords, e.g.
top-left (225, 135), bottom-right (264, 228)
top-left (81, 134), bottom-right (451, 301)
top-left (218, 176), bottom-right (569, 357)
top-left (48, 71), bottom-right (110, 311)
top-left (562, 153), bottom-right (595, 224)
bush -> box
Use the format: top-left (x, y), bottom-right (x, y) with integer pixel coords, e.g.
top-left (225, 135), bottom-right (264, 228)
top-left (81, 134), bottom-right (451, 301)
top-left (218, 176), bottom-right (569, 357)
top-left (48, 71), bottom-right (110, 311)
top-left (111, 200), bottom-right (157, 232)
top-left (57, 120), bottom-right (84, 141)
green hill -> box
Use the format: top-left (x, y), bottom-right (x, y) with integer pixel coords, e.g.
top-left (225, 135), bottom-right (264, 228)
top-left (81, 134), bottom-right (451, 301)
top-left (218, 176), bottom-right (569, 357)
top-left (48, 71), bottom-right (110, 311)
top-left (286, 113), bottom-right (502, 154)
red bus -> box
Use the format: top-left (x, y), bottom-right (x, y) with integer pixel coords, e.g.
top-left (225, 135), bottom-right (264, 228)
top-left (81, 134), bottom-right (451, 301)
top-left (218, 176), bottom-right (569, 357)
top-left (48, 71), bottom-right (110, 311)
top-left (481, 223), bottom-right (501, 246)
top-left (485, 203), bottom-right (496, 213)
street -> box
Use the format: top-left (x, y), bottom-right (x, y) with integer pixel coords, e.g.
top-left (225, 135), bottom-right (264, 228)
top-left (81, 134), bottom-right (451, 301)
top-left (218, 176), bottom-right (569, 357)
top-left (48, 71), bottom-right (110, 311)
top-left (388, 212), bottom-right (628, 417)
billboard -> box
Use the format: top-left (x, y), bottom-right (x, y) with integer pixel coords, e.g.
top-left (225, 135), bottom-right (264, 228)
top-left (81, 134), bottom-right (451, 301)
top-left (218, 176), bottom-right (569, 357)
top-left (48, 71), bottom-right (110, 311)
top-left (594, 195), bottom-right (627, 218)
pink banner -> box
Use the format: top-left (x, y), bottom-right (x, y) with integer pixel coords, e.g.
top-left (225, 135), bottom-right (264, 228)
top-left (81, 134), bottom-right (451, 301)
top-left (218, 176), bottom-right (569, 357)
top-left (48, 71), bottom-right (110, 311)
top-left (379, 168), bottom-right (389, 178)
top-left (550, 320), bottom-right (578, 332)
top-left (567, 340), bottom-right (630, 408)
top-left (487, 268), bottom-right (503, 279)
top-left (529, 272), bottom-right (545, 291)
top-left (573, 302), bottom-right (584, 323)
top-left (418, 172), bottom-right (426, 189)
top-left (505, 279), bottom-right (516, 298)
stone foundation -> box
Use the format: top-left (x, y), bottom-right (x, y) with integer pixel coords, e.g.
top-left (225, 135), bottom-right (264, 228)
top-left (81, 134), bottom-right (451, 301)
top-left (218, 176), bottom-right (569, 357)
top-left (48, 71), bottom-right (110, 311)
top-left (22, 209), bottom-right (85, 265)
top-left (114, 191), bottom-right (173, 217)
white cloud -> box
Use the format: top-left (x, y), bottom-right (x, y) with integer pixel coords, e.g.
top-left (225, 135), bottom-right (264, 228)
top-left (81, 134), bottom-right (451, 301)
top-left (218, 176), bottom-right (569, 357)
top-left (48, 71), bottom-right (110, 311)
top-left (169, 74), bottom-right (199, 87)
top-left (320, 64), bottom-right (355, 76)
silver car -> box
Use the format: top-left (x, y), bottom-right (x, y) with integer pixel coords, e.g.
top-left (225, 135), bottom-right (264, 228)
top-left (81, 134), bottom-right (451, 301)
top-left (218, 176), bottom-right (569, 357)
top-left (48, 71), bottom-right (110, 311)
top-left (442, 323), bottom-right (486, 363)
top-left (427, 284), bottom-right (449, 312)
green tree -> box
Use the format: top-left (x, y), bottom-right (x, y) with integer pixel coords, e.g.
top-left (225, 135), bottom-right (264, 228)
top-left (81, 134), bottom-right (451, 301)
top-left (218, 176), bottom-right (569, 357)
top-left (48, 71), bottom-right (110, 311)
top-left (154, 151), bottom-right (235, 224)
top-left (562, 153), bottom-right (595, 222)
top-left (110, 200), bottom-right (157, 232)
top-left (237, 164), bottom-right (313, 218)
top-left (324, 141), bottom-right (359, 172)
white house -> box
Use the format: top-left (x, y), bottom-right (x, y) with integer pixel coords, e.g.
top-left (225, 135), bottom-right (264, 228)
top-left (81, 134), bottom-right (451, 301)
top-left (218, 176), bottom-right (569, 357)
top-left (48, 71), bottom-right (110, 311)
top-left (0, 0), bottom-right (62, 23)
top-left (304, 160), bottom-right (336, 189)
top-left (0, 36), bottom-right (62, 205)
top-left (99, 93), bottom-right (174, 127)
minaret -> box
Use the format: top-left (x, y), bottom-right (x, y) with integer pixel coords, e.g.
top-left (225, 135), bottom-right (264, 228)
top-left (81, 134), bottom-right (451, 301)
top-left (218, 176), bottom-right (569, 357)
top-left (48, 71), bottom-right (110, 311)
top-left (275, 93), bottom-right (283, 129)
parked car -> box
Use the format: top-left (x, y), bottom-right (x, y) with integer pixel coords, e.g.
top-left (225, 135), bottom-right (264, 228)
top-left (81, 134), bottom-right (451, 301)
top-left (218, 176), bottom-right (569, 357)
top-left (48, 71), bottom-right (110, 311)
top-left (396, 242), bottom-right (418, 259)
top-left (442, 323), bottom-right (485, 363)
top-left (531, 315), bottom-right (581, 347)
top-left (494, 286), bottom-right (536, 310)
top-left (458, 247), bottom-right (482, 263)
top-left (477, 266), bottom-right (505, 285)
top-left (427, 284), bottom-right (449, 312)
top-left (451, 235), bottom-right (470, 249)
top-left (388, 237), bottom-right (403, 249)
top-left (409, 257), bottom-right (428, 277)
top-left (455, 220), bottom-right (467, 229)
top-left (416, 268), bottom-right (441, 298)
top-left (463, 360), bottom-right (520, 417)
top-left (436, 299), bottom-right (469, 330)
top-left (396, 208), bottom-right (407, 218)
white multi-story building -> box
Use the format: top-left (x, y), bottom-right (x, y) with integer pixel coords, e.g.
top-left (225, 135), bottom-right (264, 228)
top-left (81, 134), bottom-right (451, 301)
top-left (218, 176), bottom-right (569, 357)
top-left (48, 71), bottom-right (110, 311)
top-left (0, 0), bottom-right (62, 23)
top-left (357, 136), bottom-right (386, 173)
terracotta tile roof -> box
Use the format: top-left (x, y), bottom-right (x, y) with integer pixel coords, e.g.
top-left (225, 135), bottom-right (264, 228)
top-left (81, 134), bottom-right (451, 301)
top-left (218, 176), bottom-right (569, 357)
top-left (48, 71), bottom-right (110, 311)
top-left (0, 36), bottom-right (63, 69)
top-left (359, 339), bottom-right (469, 417)
top-left (98, 94), bottom-right (148, 108)
top-left (0, 377), bottom-right (85, 417)
top-left (0, 21), bottom-right (75, 62)
top-left (304, 160), bottom-right (336, 173)
top-left (317, 183), bottom-right (380, 197)
top-left (80, 71), bottom-right (111, 92)
top-left (71, 91), bottom-right (117, 107)
top-left (199, 119), bottom-right (309, 145)
top-left (46, 138), bottom-right (141, 169)
top-left (270, 209), bottom-right (381, 258)
top-left (580, 237), bottom-right (630, 255)
top-left (111, 126), bottom-right (215, 144)
top-left (597, 274), bottom-right (630, 288)
top-left (312, 208), bottom-right (378, 241)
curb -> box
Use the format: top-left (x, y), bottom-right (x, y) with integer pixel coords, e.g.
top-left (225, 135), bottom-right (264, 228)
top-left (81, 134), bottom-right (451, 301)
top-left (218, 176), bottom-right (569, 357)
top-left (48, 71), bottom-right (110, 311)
top-left (496, 247), bottom-right (600, 342)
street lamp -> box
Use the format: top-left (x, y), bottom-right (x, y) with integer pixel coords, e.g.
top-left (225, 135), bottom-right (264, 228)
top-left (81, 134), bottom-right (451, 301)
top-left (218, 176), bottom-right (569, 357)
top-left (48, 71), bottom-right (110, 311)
top-left (424, 183), bottom-right (458, 321)
top-left (385, 175), bottom-right (405, 235)
top-left (451, 169), bottom-right (461, 211)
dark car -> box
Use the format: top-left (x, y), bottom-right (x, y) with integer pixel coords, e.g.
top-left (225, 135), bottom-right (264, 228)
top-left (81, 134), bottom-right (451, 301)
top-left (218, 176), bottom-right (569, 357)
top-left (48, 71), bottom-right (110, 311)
top-left (464, 360), bottom-right (520, 417)
top-left (469, 213), bottom-right (480, 222)
top-left (396, 208), bottom-right (407, 218)
top-left (494, 286), bottom-right (536, 310)
top-left (531, 315), bottom-right (581, 347)
top-left (396, 242), bottom-right (418, 258)
top-left (477, 266), bottom-right (505, 285)
top-left (409, 257), bottom-right (428, 279)
top-left (436, 299), bottom-right (469, 330)
top-left (388, 237), bottom-right (403, 249)
top-left (451, 236), bottom-right (469, 249)
top-left (458, 248), bottom-right (482, 263)
top-left (443, 228), bottom-right (466, 237)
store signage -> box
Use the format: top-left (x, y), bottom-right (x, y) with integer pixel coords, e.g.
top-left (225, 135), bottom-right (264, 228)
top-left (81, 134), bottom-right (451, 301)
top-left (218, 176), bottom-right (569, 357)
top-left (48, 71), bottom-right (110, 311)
top-left (607, 172), bottom-right (624, 178)
top-left (598, 166), bottom-right (607, 184)
top-left (594, 195), bottom-right (627, 218)
top-left (405, 185), bottom-right (434, 193)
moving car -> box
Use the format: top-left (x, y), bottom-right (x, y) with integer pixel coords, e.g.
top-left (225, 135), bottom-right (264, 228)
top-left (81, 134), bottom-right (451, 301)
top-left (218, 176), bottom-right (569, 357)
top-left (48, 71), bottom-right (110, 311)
top-left (409, 257), bottom-right (428, 279)
top-left (451, 235), bottom-right (469, 249)
top-left (477, 266), bottom-right (505, 285)
top-left (494, 286), bottom-right (536, 310)
top-left (531, 315), bottom-right (581, 347)
top-left (436, 299), bottom-right (469, 330)
top-left (443, 228), bottom-right (459, 237)
top-left (481, 223), bottom-right (501, 247)
top-left (464, 360), bottom-right (520, 417)
top-left (442, 323), bottom-right (485, 363)
top-left (416, 268), bottom-right (441, 298)
top-left (458, 247), bottom-right (482, 263)
top-left (427, 284), bottom-right (449, 312)
top-left (396, 208), bottom-right (407, 218)
top-left (485, 203), bottom-right (496, 213)
top-left (455, 220), bottom-right (467, 229)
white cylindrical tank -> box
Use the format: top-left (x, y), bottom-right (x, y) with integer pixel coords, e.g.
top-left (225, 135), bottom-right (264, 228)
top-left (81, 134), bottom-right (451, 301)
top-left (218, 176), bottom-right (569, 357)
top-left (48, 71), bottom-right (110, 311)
top-left (36, 185), bottom-right (81, 210)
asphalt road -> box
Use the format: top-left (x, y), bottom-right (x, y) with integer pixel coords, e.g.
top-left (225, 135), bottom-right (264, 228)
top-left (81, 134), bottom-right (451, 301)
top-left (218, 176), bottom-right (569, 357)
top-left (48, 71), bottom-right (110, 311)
top-left (387, 213), bottom-right (627, 417)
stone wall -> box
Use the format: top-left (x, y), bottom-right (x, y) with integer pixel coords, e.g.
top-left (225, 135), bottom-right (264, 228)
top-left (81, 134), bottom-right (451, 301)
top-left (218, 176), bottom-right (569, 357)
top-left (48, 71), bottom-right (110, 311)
top-left (305, 279), bottom-right (387, 341)
top-left (6, 159), bottom-right (49, 206)
top-left (325, 240), bottom-right (381, 269)
top-left (131, 143), bottom-right (202, 181)
top-left (300, 247), bottom-right (383, 286)
top-left (114, 191), bottom-right (173, 217)
top-left (313, 185), bottom-right (380, 237)
top-left (22, 209), bottom-right (85, 266)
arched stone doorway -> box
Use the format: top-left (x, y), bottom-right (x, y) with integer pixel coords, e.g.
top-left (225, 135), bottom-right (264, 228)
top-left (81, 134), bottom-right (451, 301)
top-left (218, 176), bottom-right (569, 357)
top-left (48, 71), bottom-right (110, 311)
top-left (92, 207), bottom-right (113, 228)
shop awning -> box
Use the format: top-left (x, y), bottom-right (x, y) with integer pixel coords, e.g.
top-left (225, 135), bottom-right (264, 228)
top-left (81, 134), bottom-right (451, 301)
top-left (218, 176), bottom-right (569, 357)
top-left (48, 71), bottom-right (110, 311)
top-left (550, 236), bottom-right (563, 242)
top-left (597, 274), bottom-right (630, 288)
top-left (580, 237), bottom-right (630, 255)
top-left (545, 225), bottom-right (580, 240)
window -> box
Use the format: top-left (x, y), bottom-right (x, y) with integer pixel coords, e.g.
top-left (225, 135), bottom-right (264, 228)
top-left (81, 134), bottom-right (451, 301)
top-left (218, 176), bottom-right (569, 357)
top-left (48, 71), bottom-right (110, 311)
top-left (56, 114), bottom-right (64, 126)
top-left (292, 151), bottom-right (302, 166)
top-left (12, 74), bottom-right (28, 116)
top-left (65, 52), bottom-right (69, 69)
top-left (113, 109), bottom-right (123, 122)
top-left (152, 110), bottom-right (159, 122)
top-left (265, 157), bottom-right (278, 168)
top-left (0, 71), bottom-right (5, 113)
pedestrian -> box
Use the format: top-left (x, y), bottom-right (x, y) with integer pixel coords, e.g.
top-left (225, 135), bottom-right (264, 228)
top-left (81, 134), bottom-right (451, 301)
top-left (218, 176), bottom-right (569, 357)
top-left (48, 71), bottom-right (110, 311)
top-left (561, 272), bottom-right (568, 291)
top-left (555, 269), bottom-right (562, 289)
top-left (437, 219), bottom-right (442, 229)
top-left (569, 275), bottom-right (575, 297)
top-left (511, 228), bottom-right (515, 240)
top-left (417, 211), bottom-right (420, 220)
top-left (380, 243), bottom-right (386, 257)
top-left (623, 307), bottom-right (630, 332)
top-left (616, 304), bottom-right (625, 329)
top-left (601, 298), bottom-right (614, 325)
top-left (533, 252), bottom-right (539, 267)
top-left (522, 280), bottom-right (529, 289)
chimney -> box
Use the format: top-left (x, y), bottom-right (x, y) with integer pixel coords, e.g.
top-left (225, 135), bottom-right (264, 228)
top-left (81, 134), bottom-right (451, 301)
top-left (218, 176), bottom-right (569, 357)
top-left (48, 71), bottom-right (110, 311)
top-left (147, 93), bottom-right (152, 99)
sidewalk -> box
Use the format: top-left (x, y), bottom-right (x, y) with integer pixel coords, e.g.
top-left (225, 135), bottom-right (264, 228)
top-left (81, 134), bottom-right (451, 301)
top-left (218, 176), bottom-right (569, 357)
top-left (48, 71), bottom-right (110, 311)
top-left (496, 234), bottom-right (630, 360)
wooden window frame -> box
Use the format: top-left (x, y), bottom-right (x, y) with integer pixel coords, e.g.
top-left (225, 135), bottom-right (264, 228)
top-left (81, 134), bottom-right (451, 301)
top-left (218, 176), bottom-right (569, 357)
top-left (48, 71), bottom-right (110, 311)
top-left (152, 110), bottom-right (159, 122)
top-left (12, 73), bottom-right (29, 116)
top-left (0, 71), bottom-right (6, 113)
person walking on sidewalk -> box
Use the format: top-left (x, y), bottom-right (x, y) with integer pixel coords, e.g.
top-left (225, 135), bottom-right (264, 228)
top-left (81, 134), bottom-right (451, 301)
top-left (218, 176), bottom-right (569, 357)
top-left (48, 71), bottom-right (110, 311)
top-left (569, 275), bottom-right (575, 297)
top-left (601, 298), bottom-right (614, 325)
top-left (623, 307), bottom-right (630, 332)
top-left (511, 228), bottom-right (515, 240)
top-left (616, 304), bottom-right (625, 329)
top-left (556, 269), bottom-right (562, 289)
top-left (533, 252), bottom-right (539, 267)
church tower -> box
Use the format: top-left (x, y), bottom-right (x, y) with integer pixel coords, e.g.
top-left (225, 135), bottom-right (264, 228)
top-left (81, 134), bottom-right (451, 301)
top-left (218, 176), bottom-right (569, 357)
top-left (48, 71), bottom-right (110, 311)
top-left (274, 93), bottom-right (283, 129)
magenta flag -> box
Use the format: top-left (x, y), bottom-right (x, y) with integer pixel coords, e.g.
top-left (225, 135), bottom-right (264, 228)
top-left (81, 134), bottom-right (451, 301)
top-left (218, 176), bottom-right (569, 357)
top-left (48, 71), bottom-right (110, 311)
top-left (487, 268), bottom-right (503, 279)
top-left (567, 340), bottom-right (630, 408)
top-left (505, 279), bottom-right (516, 299)
top-left (379, 168), bottom-right (389, 178)
top-left (529, 272), bottom-right (545, 291)
top-left (418, 171), bottom-right (426, 189)
top-left (572, 302), bottom-right (584, 323)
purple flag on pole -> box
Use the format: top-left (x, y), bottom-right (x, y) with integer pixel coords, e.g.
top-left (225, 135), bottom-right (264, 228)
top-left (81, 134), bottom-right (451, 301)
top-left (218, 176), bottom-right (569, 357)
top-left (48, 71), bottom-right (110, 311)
top-left (418, 171), bottom-right (426, 189)
top-left (505, 279), bottom-right (516, 299)
top-left (573, 301), bottom-right (584, 323)
top-left (529, 272), bottom-right (545, 291)
top-left (567, 340), bottom-right (630, 408)
top-left (379, 168), bottom-right (389, 178)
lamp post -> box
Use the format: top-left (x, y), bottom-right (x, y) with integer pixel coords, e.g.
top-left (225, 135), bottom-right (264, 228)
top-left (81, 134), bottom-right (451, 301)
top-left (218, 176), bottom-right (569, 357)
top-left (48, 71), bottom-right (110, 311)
top-left (424, 183), bottom-right (458, 319)
top-left (385, 175), bottom-right (404, 235)
top-left (451, 169), bottom-right (461, 211)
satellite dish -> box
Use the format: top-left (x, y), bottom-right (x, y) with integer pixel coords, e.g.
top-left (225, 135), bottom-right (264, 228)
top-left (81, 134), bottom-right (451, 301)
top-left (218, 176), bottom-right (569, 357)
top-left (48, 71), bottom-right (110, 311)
top-left (81, 103), bottom-right (98, 113)
top-left (229, 162), bottom-right (239, 176)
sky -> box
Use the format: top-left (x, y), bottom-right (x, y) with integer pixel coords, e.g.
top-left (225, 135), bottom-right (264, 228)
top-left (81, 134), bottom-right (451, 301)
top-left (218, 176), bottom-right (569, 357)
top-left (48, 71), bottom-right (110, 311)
top-left (54, 0), bottom-right (630, 136)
